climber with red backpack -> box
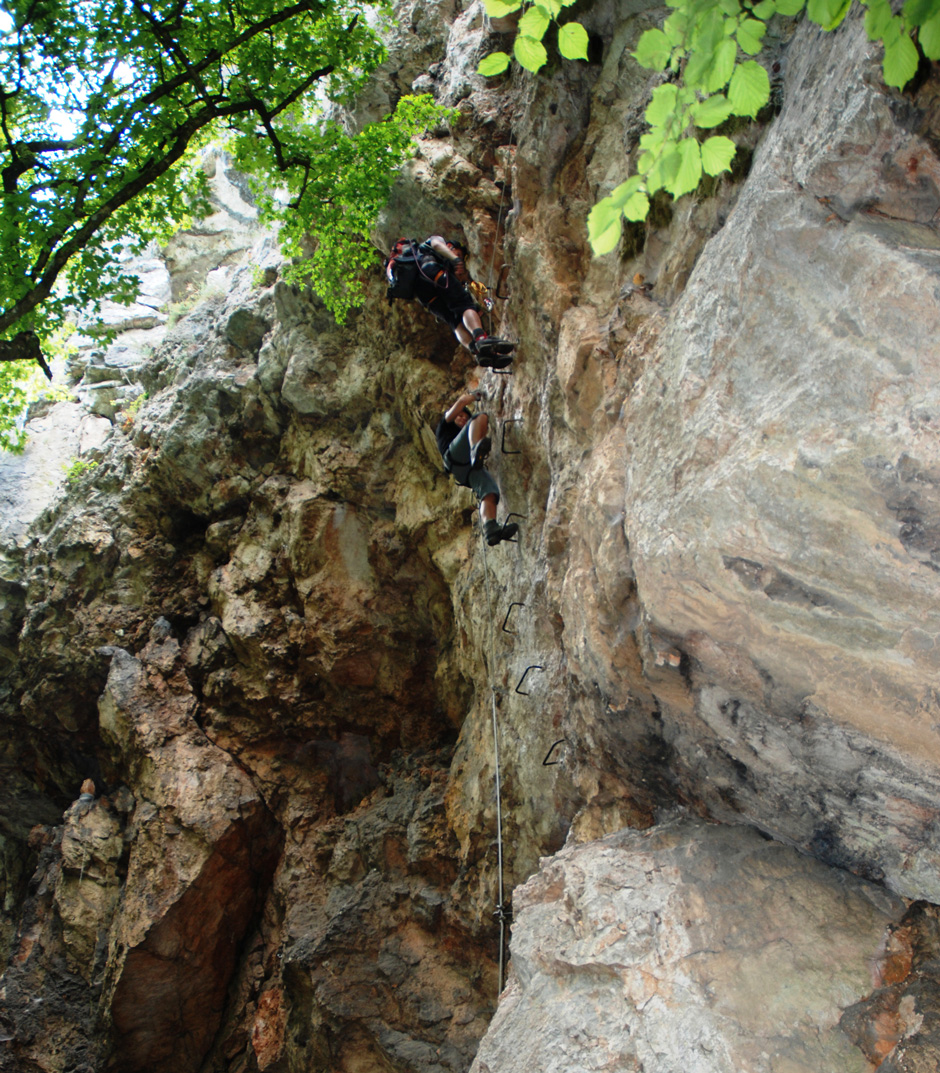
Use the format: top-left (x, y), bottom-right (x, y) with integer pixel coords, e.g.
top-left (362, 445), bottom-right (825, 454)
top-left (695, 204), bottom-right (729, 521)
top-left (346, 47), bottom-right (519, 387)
top-left (385, 235), bottom-right (515, 369)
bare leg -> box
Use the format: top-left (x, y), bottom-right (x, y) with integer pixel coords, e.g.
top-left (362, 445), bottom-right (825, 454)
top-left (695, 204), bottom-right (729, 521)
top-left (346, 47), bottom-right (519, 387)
top-left (468, 412), bottom-right (489, 446)
top-left (454, 323), bottom-right (474, 350)
top-left (463, 309), bottom-right (484, 335)
top-left (480, 492), bottom-right (498, 524)
top-left (454, 310), bottom-right (484, 352)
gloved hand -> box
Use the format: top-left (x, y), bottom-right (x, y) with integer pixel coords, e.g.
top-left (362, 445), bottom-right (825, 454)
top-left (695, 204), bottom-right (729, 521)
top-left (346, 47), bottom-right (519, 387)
top-left (452, 257), bottom-right (469, 283)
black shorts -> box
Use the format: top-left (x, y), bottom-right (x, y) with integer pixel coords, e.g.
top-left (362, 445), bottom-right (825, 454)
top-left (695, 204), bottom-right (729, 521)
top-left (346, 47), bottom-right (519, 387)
top-left (444, 419), bottom-right (499, 502)
top-left (414, 272), bottom-right (478, 331)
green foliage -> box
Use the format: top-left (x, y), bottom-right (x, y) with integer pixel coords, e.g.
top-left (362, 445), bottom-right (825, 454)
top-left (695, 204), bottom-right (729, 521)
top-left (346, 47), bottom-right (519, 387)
top-left (477, 0), bottom-right (588, 75)
top-left (479, 0), bottom-right (940, 255)
top-left (241, 93), bottom-right (456, 324)
top-left (64, 456), bottom-right (99, 482)
top-left (0, 361), bottom-right (28, 451)
top-left (0, 0), bottom-right (452, 448)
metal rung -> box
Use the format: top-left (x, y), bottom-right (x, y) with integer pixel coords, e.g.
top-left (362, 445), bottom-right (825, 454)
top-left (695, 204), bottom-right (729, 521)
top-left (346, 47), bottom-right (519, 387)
top-left (515, 664), bottom-right (544, 695)
top-left (501, 418), bottom-right (522, 455)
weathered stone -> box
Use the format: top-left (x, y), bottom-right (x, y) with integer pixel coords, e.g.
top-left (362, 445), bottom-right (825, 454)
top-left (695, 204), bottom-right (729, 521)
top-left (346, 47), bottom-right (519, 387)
top-left (471, 818), bottom-right (906, 1073)
top-left (2, 3), bottom-right (940, 1072)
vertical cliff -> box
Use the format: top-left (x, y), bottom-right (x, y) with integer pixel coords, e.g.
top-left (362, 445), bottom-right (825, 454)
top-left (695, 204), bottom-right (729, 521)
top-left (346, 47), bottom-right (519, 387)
top-left (2, 2), bottom-right (940, 1071)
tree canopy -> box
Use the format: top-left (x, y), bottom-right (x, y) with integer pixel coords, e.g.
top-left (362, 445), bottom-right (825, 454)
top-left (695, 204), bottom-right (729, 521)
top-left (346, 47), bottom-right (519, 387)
top-left (0, 0), bottom-right (447, 448)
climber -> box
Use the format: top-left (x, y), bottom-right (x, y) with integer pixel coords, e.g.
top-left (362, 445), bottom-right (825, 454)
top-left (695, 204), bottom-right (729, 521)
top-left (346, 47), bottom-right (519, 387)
top-left (386, 235), bottom-right (515, 369)
top-left (436, 389), bottom-right (519, 546)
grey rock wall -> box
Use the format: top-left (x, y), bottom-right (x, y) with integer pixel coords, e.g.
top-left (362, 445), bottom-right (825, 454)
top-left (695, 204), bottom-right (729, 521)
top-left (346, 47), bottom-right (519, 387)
top-left (1, 3), bottom-right (940, 1073)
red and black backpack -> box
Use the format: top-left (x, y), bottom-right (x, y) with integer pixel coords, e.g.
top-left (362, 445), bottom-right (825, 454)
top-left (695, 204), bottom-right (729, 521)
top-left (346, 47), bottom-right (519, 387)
top-left (384, 238), bottom-right (421, 300)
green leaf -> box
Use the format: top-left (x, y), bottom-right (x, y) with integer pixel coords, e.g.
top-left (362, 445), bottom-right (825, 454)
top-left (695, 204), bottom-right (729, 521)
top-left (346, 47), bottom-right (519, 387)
top-left (587, 198), bottom-right (623, 254)
top-left (920, 12), bottom-right (940, 58)
top-left (514, 35), bottom-right (549, 71)
top-left (690, 93), bottom-right (734, 127)
top-left (728, 59), bottom-right (771, 117)
top-left (701, 134), bottom-right (737, 175)
top-left (883, 30), bottom-right (920, 87)
top-left (865, 0), bottom-right (894, 40)
top-left (646, 144), bottom-right (681, 195)
top-left (663, 11), bottom-right (690, 47)
top-left (558, 21), bottom-right (590, 60)
top-left (645, 83), bottom-right (679, 127)
top-left (665, 137), bottom-right (702, 198)
top-left (774, 0), bottom-right (806, 13)
top-left (478, 51), bottom-right (512, 76)
top-left (519, 5), bottom-right (551, 40)
top-left (638, 126), bottom-right (668, 160)
top-left (751, 0), bottom-right (777, 18)
top-left (902, 0), bottom-right (940, 27)
top-left (635, 27), bottom-right (673, 70)
top-left (806, 0), bottom-right (852, 31)
top-left (622, 190), bottom-right (651, 221)
top-left (736, 17), bottom-right (767, 54)
top-left (881, 13), bottom-right (903, 45)
top-left (538, 0), bottom-right (563, 14)
top-left (484, 0), bottom-right (524, 15)
top-left (685, 35), bottom-right (737, 92)
top-left (608, 175), bottom-right (643, 208)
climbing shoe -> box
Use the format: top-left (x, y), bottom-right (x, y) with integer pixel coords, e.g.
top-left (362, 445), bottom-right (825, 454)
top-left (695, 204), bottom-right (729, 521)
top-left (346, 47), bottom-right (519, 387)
top-left (476, 352), bottom-right (513, 370)
top-left (470, 435), bottom-right (491, 469)
top-left (484, 520), bottom-right (519, 546)
top-left (474, 335), bottom-right (515, 358)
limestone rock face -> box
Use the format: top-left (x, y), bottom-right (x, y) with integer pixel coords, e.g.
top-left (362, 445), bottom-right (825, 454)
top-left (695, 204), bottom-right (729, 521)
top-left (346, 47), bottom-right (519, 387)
top-left (621, 15), bottom-right (940, 900)
top-left (1, 2), bottom-right (940, 1072)
top-left (472, 818), bottom-right (905, 1073)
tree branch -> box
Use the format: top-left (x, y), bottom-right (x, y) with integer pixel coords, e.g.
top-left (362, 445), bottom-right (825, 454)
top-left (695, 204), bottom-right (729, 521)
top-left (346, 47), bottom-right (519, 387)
top-left (0, 330), bottom-right (51, 378)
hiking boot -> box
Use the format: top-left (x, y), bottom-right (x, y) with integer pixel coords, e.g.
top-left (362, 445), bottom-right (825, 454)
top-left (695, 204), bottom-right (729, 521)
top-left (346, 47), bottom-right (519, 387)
top-left (484, 520), bottom-right (519, 546)
top-left (474, 335), bottom-right (515, 358)
top-left (476, 352), bottom-right (513, 370)
top-left (470, 435), bottom-right (491, 469)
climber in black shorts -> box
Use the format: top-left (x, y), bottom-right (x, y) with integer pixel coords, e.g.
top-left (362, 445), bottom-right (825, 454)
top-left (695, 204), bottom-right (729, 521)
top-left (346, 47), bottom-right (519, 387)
top-left (410, 236), bottom-right (515, 369)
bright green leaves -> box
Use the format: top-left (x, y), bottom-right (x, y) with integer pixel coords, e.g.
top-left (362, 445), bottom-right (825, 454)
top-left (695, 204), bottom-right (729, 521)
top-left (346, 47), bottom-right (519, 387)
top-left (806, 0), bottom-right (852, 30)
top-left (882, 19), bottom-right (920, 86)
top-left (249, 94), bottom-right (453, 326)
top-left (596, 0), bottom-right (771, 245)
top-left (478, 0), bottom-right (589, 76)
top-left (673, 137), bottom-right (704, 197)
top-left (691, 93), bottom-right (734, 126)
top-left (589, 0), bottom-right (939, 252)
top-left (588, 176), bottom-right (649, 254)
top-left (920, 12), bottom-right (940, 59)
top-left (645, 83), bottom-right (680, 127)
top-left (483, 0), bottom-right (524, 15)
top-left (736, 18), bottom-right (767, 53)
top-left (857, 0), bottom-right (940, 86)
top-left (558, 21), bottom-right (590, 59)
top-left (519, 4), bottom-right (551, 37)
top-left (868, 0), bottom-right (933, 87)
top-left (701, 134), bottom-right (737, 174)
top-left (635, 28), bottom-right (673, 69)
top-left (865, 0), bottom-right (895, 38)
top-left (728, 59), bottom-right (770, 116)
top-left (478, 51), bottom-right (512, 75)
top-left (515, 34), bottom-right (548, 71)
